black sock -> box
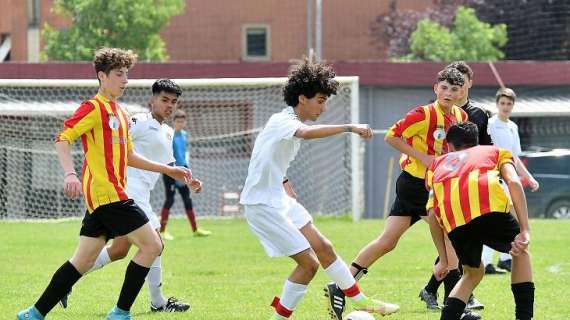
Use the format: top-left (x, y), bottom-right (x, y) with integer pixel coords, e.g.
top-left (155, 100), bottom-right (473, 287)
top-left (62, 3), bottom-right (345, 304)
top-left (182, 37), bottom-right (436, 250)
top-left (117, 261), bottom-right (150, 311)
top-left (512, 282), bottom-right (534, 320)
top-left (425, 257), bottom-right (443, 294)
top-left (35, 261), bottom-right (82, 316)
top-left (441, 297), bottom-right (466, 320)
top-left (443, 269), bottom-right (461, 303)
top-left (351, 262), bottom-right (368, 281)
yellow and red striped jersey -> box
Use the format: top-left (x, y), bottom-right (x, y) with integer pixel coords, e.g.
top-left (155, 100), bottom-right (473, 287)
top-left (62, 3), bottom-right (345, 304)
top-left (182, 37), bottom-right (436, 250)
top-left (56, 93), bottom-right (133, 212)
top-left (426, 145), bottom-right (514, 233)
top-left (386, 101), bottom-right (468, 178)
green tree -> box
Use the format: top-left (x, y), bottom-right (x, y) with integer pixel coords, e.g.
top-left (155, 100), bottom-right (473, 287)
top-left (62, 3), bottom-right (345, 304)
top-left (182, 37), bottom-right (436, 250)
top-left (407, 6), bottom-right (507, 61)
top-left (42, 0), bottom-right (185, 61)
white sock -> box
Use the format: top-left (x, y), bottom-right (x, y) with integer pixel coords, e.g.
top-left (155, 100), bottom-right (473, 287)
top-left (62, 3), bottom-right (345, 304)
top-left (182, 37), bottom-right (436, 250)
top-left (87, 248), bottom-right (111, 273)
top-left (324, 257), bottom-right (365, 301)
top-left (146, 256), bottom-right (166, 308)
top-left (499, 252), bottom-right (512, 262)
top-left (279, 280), bottom-right (307, 312)
top-left (481, 245), bottom-right (495, 266)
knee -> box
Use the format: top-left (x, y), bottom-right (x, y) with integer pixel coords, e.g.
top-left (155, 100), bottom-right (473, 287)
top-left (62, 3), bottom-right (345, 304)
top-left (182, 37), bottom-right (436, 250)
top-left (375, 235), bottom-right (399, 253)
top-left (464, 265), bottom-right (485, 284)
top-left (301, 256), bottom-right (320, 277)
top-left (313, 239), bottom-right (335, 260)
top-left (108, 246), bottom-right (129, 260)
top-left (142, 237), bottom-right (163, 258)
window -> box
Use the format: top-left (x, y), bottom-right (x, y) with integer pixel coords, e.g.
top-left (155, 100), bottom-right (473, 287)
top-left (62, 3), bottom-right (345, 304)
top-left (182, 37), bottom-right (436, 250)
top-left (242, 24), bottom-right (270, 61)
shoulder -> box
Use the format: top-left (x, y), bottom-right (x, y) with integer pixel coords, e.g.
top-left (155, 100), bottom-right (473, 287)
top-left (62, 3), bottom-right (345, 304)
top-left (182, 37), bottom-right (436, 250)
top-left (404, 105), bottom-right (428, 119)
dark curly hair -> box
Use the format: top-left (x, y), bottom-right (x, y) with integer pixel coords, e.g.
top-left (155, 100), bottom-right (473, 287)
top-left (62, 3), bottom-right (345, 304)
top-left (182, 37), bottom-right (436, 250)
top-left (436, 67), bottom-right (465, 87)
top-left (445, 61), bottom-right (473, 81)
top-left (283, 57), bottom-right (339, 107)
top-left (93, 47), bottom-right (137, 79)
top-left (152, 78), bottom-right (182, 97)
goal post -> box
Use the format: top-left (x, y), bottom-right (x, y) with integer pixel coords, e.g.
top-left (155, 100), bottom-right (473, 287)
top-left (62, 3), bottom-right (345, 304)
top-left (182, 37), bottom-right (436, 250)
top-left (0, 77), bottom-right (363, 221)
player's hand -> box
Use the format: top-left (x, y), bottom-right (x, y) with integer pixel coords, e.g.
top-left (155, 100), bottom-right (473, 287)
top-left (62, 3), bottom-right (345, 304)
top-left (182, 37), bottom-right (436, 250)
top-left (350, 124), bottom-right (374, 140)
top-left (510, 231), bottom-right (530, 256)
top-left (419, 154), bottom-right (435, 167)
top-left (63, 173), bottom-right (82, 200)
top-left (433, 259), bottom-right (449, 281)
top-left (528, 177), bottom-right (539, 192)
top-left (167, 166), bottom-right (193, 184)
top-left (189, 178), bottom-right (203, 193)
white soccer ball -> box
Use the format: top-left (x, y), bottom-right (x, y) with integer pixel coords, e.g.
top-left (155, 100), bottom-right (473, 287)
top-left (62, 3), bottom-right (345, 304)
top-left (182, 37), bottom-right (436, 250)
top-left (345, 310), bottom-right (375, 320)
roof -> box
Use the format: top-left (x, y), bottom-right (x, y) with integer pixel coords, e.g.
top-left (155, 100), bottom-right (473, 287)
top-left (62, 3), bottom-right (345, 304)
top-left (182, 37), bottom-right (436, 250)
top-left (472, 94), bottom-right (570, 117)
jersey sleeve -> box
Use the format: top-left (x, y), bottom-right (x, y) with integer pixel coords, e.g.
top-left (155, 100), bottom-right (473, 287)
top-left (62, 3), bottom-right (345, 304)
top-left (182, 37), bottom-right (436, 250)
top-left (497, 148), bottom-right (514, 168)
top-left (271, 115), bottom-right (306, 140)
top-left (385, 106), bottom-right (426, 139)
top-left (56, 101), bottom-right (98, 144)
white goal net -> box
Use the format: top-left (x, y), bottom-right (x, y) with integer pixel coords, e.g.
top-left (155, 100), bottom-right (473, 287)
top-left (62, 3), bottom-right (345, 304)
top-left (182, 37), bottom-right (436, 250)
top-left (0, 78), bottom-right (363, 220)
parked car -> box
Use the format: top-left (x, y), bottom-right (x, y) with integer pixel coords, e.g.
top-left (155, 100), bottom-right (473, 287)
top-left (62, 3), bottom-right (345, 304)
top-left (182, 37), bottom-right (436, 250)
top-left (520, 148), bottom-right (570, 219)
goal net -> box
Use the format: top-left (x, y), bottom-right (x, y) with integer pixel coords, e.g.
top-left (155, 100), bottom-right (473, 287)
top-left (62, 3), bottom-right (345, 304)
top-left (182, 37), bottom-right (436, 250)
top-left (0, 78), bottom-right (363, 220)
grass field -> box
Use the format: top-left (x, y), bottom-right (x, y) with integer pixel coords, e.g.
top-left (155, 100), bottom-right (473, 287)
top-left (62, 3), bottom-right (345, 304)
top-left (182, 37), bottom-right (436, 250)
top-left (1, 217), bottom-right (569, 319)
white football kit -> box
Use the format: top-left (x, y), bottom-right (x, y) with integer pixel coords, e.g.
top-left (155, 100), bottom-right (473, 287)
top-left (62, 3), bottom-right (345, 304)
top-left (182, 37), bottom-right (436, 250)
top-left (127, 113), bottom-right (175, 229)
top-left (240, 107), bottom-right (313, 257)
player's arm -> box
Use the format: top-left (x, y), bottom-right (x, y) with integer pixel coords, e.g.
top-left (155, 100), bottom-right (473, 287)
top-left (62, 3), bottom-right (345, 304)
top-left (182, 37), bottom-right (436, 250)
top-left (128, 150), bottom-right (191, 183)
top-left (385, 135), bottom-right (434, 167)
top-left (55, 141), bottom-right (82, 199)
top-left (513, 156), bottom-right (539, 192)
top-left (500, 161), bottom-right (531, 256)
top-left (427, 208), bottom-right (449, 280)
top-left (294, 124), bottom-right (373, 140)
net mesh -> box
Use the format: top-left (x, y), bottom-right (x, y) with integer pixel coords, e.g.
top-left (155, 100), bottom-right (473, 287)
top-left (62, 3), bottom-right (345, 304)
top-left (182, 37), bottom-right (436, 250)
top-left (0, 78), bottom-right (359, 220)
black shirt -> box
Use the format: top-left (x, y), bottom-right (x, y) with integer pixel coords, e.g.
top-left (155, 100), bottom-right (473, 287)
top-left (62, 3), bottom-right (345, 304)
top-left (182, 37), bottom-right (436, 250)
top-left (461, 99), bottom-right (493, 146)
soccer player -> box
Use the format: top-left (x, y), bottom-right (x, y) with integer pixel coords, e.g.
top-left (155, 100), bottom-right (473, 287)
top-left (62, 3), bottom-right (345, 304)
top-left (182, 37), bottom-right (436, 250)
top-left (426, 122), bottom-right (534, 320)
top-left (420, 61), bottom-right (488, 310)
top-left (17, 48), bottom-right (192, 320)
top-left (325, 68), bottom-right (480, 320)
top-left (159, 110), bottom-right (211, 239)
top-left (240, 57), bottom-right (399, 320)
top-left (484, 87), bottom-right (539, 273)
top-left (60, 79), bottom-right (199, 312)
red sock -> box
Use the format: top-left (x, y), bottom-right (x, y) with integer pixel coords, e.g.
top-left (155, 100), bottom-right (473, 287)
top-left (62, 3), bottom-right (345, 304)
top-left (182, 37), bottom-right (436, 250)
top-left (343, 283), bottom-right (361, 298)
top-left (185, 208), bottom-right (198, 232)
top-left (271, 297), bottom-right (293, 318)
top-left (160, 208), bottom-right (170, 233)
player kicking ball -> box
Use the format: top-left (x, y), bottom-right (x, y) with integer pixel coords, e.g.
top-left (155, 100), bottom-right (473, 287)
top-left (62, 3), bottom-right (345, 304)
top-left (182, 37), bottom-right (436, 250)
top-left (59, 79), bottom-right (200, 312)
top-left (239, 57), bottom-right (399, 320)
top-left (426, 122), bottom-right (534, 320)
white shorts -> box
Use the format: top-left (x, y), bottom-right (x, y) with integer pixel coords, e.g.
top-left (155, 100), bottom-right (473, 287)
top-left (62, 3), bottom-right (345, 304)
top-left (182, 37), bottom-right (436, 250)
top-left (127, 182), bottom-right (160, 230)
top-left (244, 197), bottom-right (313, 257)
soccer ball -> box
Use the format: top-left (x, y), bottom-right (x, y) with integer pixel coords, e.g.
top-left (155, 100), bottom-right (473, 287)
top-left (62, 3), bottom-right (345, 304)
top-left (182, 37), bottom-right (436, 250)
top-left (345, 310), bottom-right (375, 320)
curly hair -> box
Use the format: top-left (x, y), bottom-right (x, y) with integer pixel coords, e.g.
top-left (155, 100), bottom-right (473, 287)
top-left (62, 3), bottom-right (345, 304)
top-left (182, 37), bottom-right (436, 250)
top-left (446, 61), bottom-right (473, 81)
top-left (283, 57), bottom-right (339, 107)
top-left (436, 67), bottom-right (465, 87)
top-left (93, 47), bottom-right (137, 78)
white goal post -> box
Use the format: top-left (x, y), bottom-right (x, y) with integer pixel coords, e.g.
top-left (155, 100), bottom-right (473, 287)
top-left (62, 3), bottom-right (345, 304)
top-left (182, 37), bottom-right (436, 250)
top-left (0, 77), bottom-right (364, 221)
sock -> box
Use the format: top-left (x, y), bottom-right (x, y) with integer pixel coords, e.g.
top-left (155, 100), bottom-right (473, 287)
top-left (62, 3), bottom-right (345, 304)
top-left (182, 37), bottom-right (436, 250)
top-left (500, 252), bottom-right (512, 262)
top-left (87, 248), bottom-right (111, 273)
top-left (160, 208), bottom-right (170, 233)
top-left (351, 262), bottom-right (368, 281)
top-left (34, 261), bottom-right (82, 316)
top-left (325, 257), bottom-right (365, 302)
top-left (277, 280), bottom-right (307, 314)
top-left (482, 245), bottom-right (494, 266)
top-left (425, 257), bottom-right (443, 294)
top-left (185, 208), bottom-right (198, 232)
top-left (271, 297), bottom-right (293, 319)
top-left (512, 282), bottom-right (534, 320)
top-left (146, 256), bottom-right (166, 308)
top-left (441, 297), bottom-right (466, 320)
top-left (116, 261), bottom-right (150, 311)
top-left (443, 269), bottom-right (461, 303)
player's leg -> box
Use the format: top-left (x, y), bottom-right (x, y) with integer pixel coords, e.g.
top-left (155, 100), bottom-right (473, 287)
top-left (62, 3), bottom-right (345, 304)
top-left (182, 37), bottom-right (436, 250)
top-left (178, 184), bottom-right (211, 236)
top-left (17, 225), bottom-right (107, 319)
top-left (160, 174), bottom-right (176, 239)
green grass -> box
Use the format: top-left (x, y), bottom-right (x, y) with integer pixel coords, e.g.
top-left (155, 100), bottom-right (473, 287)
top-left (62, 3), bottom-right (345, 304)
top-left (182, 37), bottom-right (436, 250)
top-left (1, 217), bottom-right (569, 319)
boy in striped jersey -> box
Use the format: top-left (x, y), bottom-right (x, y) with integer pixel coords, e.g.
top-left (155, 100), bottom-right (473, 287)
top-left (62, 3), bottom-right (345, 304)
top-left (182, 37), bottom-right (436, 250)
top-left (427, 122), bottom-right (534, 320)
top-left (17, 49), bottom-right (193, 320)
top-left (325, 68), bottom-right (480, 320)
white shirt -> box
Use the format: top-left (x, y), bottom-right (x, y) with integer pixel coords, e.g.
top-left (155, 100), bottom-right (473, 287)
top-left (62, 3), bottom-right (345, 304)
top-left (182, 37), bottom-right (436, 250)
top-left (127, 113), bottom-right (176, 189)
top-left (240, 107), bottom-right (306, 208)
top-left (487, 115), bottom-right (522, 156)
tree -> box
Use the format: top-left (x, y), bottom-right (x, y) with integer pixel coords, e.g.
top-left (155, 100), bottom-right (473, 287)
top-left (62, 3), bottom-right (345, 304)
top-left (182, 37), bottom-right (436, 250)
top-left (407, 6), bottom-right (507, 61)
top-left (42, 0), bottom-right (185, 61)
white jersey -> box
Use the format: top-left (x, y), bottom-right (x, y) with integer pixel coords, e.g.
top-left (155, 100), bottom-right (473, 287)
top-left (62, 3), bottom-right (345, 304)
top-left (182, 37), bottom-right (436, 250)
top-left (240, 107), bottom-right (306, 208)
top-left (127, 113), bottom-right (176, 189)
top-left (487, 115), bottom-right (522, 156)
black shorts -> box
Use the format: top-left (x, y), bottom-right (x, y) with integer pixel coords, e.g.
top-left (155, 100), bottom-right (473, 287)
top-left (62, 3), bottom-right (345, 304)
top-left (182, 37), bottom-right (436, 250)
top-left (448, 213), bottom-right (520, 268)
top-left (389, 171), bottom-right (429, 225)
top-left (79, 199), bottom-right (149, 241)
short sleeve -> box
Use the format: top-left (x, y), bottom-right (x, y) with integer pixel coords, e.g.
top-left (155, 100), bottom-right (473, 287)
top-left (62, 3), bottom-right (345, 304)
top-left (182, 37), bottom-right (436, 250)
top-left (268, 114), bottom-right (306, 140)
top-left (56, 101), bottom-right (98, 144)
top-left (497, 148), bottom-right (514, 168)
top-left (385, 106), bottom-right (426, 139)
